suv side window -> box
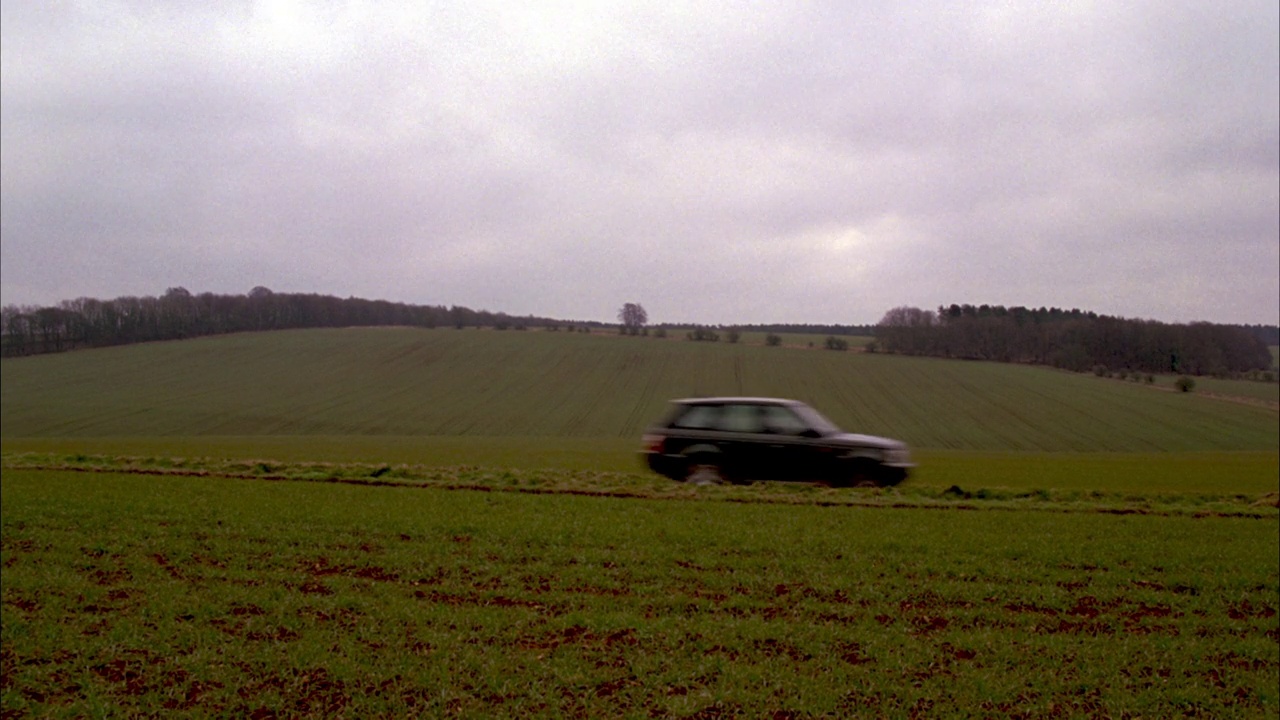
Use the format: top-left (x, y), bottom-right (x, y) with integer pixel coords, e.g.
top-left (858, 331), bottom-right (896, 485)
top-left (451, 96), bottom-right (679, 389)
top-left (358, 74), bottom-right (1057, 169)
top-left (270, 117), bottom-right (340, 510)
top-left (760, 405), bottom-right (809, 435)
top-left (670, 404), bottom-right (721, 429)
top-left (716, 404), bottom-right (764, 433)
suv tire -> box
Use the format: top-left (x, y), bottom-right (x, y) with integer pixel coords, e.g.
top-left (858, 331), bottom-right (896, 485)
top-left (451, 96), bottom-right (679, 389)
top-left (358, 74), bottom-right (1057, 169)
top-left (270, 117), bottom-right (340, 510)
top-left (684, 459), bottom-right (728, 485)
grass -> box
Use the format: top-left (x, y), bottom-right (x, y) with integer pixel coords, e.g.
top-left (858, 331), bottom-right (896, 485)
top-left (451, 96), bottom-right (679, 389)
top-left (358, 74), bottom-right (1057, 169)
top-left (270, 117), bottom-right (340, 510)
top-left (3, 442), bottom-right (1277, 496)
top-left (3, 452), bottom-right (1276, 515)
top-left (2, 329), bottom-right (1276, 716)
top-left (3, 468), bottom-right (1276, 718)
top-left (2, 328), bottom-right (1276, 452)
top-left (0, 436), bottom-right (644, 474)
top-left (3, 326), bottom-right (1275, 495)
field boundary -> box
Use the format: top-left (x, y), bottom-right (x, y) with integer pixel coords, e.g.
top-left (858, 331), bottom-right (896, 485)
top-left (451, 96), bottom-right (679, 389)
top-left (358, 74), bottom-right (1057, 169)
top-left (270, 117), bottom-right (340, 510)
top-left (5, 453), bottom-right (1277, 519)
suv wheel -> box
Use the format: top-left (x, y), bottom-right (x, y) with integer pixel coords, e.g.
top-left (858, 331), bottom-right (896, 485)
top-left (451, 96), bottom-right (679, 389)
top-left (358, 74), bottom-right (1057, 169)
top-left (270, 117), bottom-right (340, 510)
top-left (839, 459), bottom-right (880, 488)
top-left (877, 467), bottom-right (907, 487)
top-left (684, 460), bottom-right (728, 486)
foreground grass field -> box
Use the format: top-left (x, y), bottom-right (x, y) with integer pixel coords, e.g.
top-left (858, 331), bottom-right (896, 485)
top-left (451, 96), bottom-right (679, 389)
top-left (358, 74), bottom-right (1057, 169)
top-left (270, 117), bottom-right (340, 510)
top-left (3, 329), bottom-right (1277, 716)
top-left (3, 469), bottom-right (1276, 718)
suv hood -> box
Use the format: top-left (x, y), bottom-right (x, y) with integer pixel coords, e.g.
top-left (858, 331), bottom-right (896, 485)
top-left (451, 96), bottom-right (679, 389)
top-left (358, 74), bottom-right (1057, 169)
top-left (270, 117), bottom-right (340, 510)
top-left (827, 432), bottom-right (906, 449)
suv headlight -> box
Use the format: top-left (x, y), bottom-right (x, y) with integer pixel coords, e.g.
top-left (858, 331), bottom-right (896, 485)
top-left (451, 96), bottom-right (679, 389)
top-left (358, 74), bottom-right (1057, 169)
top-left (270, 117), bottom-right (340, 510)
top-left (884, 448), bottom-right (911, 464)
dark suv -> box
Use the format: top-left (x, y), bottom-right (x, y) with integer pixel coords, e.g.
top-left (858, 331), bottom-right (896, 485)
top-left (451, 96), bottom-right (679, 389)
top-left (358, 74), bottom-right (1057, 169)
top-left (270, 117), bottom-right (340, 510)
top-left (641, 397), bottom-right (913, 487)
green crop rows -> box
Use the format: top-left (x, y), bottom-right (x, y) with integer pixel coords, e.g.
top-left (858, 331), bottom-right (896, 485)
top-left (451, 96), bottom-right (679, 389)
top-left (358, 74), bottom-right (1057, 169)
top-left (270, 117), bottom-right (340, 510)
top-left (2, 328), bottom-right (1277, 717)
top-left (3, 470), bottom-right (1277, 718)
top-left (2, 328), bottom-right (1276, 451)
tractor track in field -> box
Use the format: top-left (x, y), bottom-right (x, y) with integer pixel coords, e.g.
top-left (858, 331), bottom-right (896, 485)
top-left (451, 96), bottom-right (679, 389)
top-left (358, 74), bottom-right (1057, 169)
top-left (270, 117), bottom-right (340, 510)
top-left (4, 460), bottom-right (1277, 519)
top-left (1195, 391), bottom-right (1280, 411)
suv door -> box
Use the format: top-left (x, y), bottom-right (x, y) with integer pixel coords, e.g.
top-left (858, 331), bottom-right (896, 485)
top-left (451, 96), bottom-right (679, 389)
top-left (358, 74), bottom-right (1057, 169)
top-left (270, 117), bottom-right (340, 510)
top-left (710, 403), bottom-right (777, 480)
top-left (757, 403), bottom-right (829, 481)
top-left (662, 403), bottom-right (724, 459)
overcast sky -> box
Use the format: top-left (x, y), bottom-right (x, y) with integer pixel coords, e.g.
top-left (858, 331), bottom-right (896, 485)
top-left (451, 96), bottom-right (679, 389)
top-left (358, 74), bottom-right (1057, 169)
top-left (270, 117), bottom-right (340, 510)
top-left (2, 1), bottom-right (1277, 325)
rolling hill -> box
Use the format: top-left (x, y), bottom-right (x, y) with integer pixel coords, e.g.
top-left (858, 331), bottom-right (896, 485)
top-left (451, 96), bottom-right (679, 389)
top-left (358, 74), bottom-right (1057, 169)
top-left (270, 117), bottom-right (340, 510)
top-left (2, 327), bottom-right (1275, 453)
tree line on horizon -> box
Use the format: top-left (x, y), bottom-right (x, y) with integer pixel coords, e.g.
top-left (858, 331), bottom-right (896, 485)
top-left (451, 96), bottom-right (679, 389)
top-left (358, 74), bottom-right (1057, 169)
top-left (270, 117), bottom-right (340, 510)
top-left (875, 304), bottom-right (1275, 377)
top-left (658, 321), bottom-right (879, 337)
top-left (2, 290), bottom-right (1275, 378)
top-left (0, 287), bottom-right (584, 357)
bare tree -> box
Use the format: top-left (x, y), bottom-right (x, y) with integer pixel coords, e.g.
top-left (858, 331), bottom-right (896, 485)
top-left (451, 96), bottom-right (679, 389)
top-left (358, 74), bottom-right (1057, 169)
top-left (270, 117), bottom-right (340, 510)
top-left (617, 303), bottom-right (648, 336)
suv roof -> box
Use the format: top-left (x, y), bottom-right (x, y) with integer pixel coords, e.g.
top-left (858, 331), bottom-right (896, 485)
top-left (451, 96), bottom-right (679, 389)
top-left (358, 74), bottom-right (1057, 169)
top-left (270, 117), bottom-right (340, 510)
top-left (671, 397), bottom-right (804, 406)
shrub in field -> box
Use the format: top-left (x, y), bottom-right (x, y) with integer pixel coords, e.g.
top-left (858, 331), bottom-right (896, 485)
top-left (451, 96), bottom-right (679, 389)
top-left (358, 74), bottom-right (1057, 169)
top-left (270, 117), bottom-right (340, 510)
top-left (865, 340), bottom-right (878, 353)
top-left (726, 330), bottom-right (740, 344)
top-left (1176, 376), bottom-right (1196, 392)
top-left (1145, 373), bottom-right (1155, 384)
top-left (1093, 364), bottom-right (1108, 377)
top-left (687, 328), bottom-right (719, 342)
top-left (653, 327), bottom-right (667, 339)
top-left (765, 333), bottom-right (782, 347)
top-left (825, 336), bottom-right (848, 351)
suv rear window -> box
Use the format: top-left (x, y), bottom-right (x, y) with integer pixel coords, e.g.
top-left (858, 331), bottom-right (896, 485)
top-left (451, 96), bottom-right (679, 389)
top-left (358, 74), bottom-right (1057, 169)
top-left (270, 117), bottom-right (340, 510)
top-left (669, 403), bottom-right (770, 433)
top-left (669, 404), bottom-right (721, 429)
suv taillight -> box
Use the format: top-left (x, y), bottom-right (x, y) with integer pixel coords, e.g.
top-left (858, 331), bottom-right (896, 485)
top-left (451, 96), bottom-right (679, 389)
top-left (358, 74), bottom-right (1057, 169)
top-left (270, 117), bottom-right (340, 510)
top-left (641, 434), bottom-right (665, 453)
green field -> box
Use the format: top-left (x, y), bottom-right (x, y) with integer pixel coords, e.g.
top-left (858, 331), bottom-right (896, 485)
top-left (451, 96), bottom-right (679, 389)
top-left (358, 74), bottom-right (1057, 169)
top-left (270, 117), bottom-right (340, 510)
top-left (2, 328), bottom-right (1277, 717)
top-left (3, 469), bottom-right (1276, 718)
top-left (2, 327), bottom-right (1275, 452)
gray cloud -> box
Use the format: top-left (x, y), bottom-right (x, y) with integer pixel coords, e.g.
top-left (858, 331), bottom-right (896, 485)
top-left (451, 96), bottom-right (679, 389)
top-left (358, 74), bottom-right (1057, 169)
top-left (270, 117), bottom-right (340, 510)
top-left (3, 1), bottom-right (1276, 325)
